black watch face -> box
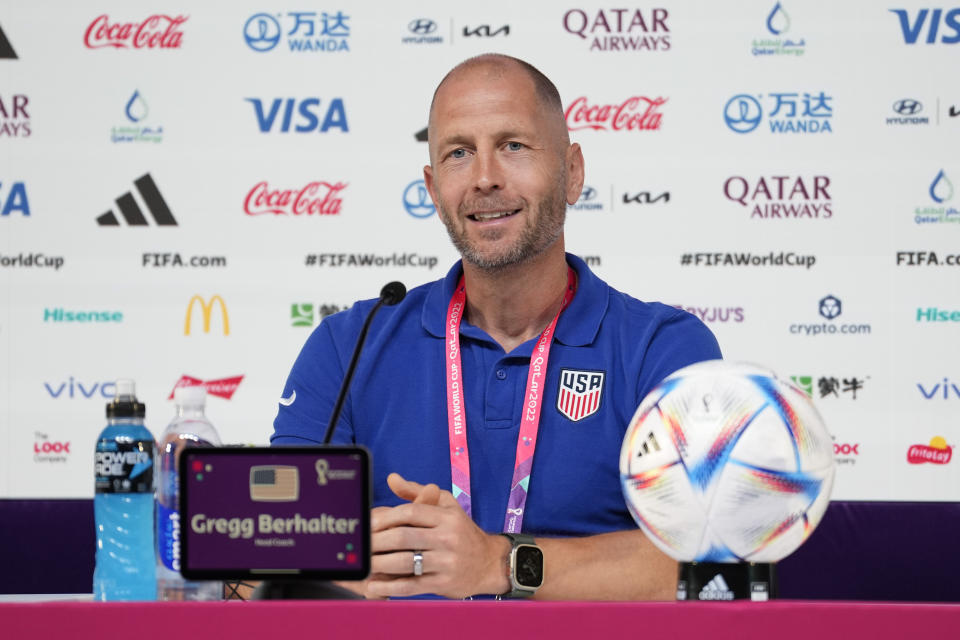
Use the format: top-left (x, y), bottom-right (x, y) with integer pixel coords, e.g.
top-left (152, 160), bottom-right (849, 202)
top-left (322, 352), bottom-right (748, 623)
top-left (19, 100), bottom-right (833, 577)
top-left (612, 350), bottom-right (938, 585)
top-left (515, 545), bottom-right (544, 588)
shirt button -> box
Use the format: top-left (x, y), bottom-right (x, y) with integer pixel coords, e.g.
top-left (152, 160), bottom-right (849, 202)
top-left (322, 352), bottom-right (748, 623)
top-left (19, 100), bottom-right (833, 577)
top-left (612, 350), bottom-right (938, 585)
top-left (496, 369), bottom-right (507, 380)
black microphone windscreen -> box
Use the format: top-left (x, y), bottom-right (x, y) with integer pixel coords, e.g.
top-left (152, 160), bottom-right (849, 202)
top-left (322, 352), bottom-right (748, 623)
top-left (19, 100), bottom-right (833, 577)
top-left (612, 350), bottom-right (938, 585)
top-left (380, 281), bottom-right (407, 306)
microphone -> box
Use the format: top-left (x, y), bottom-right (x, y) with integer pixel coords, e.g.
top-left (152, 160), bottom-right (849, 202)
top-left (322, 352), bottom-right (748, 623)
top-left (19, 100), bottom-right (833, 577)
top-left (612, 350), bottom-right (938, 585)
top-left (322, 282), bottom-right (406, 444)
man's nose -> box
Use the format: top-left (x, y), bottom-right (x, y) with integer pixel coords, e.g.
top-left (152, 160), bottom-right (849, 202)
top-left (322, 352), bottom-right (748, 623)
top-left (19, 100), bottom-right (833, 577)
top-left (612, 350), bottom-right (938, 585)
top-left (472, 149), bottom-right (504, 193)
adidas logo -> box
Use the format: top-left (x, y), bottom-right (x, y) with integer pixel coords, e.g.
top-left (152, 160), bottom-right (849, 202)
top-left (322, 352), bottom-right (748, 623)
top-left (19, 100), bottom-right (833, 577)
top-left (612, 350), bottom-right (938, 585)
top-left (698, 574), bottom-right (735, 601)
top-left (0, 23), bottom-right (16, 59)
top-left (97, 173), bottom-right (177, 226)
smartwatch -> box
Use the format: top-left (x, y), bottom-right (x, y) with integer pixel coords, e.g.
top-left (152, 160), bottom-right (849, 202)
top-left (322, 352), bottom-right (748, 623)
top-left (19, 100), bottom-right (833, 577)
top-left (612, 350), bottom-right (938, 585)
top-left (499, 533), bottom-right (544, 598)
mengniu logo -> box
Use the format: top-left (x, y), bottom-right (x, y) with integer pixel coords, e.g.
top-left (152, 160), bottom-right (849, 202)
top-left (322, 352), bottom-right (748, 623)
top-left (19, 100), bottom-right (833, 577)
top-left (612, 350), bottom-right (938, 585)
top-left (1, 181), bottom-right (30, 216)
top-left (914, 169), bottom-right (959, 224)
top-left (245, 180), bottom-right (347, 216)
top-left (724, 175), bottom-right (832, 219)
top-left (291, 302), bottom-right (349, 327)
top-left (184, 295), bottom-right (229, 336)
top-left (725, 92), bottom-right (833, 134)
top-left (243, 11), bottom-right (349, 53)
top-left (403, 180), bottom-right (435, 218)
top-left (917, 377), bottom-right (960, 400)
top-left (96, 173), bottom-right (176, 226)
top-left (168, 375), bottom-right (244, 400)
top-left (84, 14), bottom-right (187, 49)
top-left (562, 9), bottom-right (670, 51)
top-left (247, 98), bottom-right (348, 133)
top-left (34, 432), bottom-right (71, 464)
top-left (890, 9), bottom-right (960, 44)
top-left (907, 437), bottom-right (953, 465)
top-left (0, 22), bottom-right (17, 58)
top-left (565, 96), bottom-right (666, 132)
top-left (112, 90), bottom-right (164, 143)
top-left (44, 378), bottom-right (116, 399)
top-left (791, 375), bottom-right (867, 400)
top-left (403, 18), bottom-right (443, 44)
top-left (0, 94), bottom-right (30, 137)
top-left (751, 2), bottom-right (807, 56)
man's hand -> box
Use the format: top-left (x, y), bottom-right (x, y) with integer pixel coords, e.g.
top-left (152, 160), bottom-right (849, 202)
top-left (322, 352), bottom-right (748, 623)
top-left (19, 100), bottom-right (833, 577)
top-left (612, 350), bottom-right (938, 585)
top-left (365, 473), bottom-right (510, 599)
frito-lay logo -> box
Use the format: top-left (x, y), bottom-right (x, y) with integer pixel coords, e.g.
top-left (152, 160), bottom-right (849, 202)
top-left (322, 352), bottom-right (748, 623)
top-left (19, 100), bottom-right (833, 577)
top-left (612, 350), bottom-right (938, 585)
top-left (907, 437), bottom-right (953, 464)
top-left (184, 295), bottom-right (229, 335)
top-left (557, 369), bottom-right (605, 421)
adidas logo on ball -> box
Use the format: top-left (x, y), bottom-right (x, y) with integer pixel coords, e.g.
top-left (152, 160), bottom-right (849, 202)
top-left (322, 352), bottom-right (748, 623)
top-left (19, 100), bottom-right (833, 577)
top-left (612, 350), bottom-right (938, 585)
top-left (698, 574), bottom-right (734, 601)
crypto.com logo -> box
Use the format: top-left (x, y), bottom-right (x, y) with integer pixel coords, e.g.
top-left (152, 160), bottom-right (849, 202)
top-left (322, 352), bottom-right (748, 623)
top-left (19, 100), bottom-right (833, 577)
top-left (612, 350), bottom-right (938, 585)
top-left (724, 95), bottom-right (763, 133)
top-left (818, 295), bottom-right (841, 320)
top-left (184, 295), bottom-right (229, 335)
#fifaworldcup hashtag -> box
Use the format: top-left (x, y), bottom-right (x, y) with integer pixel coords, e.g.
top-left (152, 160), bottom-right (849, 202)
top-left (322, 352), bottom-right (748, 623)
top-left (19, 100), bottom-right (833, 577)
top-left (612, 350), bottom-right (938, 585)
top-left (681, 252), bottom-right (816, 269)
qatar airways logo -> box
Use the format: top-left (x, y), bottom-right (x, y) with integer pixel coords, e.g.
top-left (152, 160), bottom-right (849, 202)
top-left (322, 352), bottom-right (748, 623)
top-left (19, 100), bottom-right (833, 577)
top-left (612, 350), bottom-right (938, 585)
top-left (565, 96), bottom-right (666, 132)
top-left (245, 181), bottom-right (347, 216)
top-left (84, 14), bottom-right (187, 49)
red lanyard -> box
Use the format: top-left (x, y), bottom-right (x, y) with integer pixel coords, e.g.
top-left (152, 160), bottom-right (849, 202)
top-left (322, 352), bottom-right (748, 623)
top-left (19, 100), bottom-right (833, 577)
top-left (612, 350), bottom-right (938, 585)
top-left (445, 267), bottom-right (576, 533)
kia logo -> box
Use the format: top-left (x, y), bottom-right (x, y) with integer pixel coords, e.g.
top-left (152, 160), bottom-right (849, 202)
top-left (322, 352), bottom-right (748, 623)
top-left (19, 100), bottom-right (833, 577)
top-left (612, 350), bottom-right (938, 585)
top-left (724, 94), bottom-right (762, 134)
top-left (408, 19), bottom-right (437, 35)
top-left (893, 99), bottom-right (922, 116)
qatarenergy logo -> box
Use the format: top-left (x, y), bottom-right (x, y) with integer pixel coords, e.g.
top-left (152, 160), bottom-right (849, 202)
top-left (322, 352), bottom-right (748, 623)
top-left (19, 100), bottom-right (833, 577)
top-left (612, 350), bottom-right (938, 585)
top-left (1, 253), bottom-right (64, 270)
top-left (304, 252), bottom-right (439, 269)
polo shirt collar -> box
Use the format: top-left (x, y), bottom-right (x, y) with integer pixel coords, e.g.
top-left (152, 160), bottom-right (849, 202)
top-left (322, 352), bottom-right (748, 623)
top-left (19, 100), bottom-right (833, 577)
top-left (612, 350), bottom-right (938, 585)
top-left (422, 253), bottom-right (607, 348)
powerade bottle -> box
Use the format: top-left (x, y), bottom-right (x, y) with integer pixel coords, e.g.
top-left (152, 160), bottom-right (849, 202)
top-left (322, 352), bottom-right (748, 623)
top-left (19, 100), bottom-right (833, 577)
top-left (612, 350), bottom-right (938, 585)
top-left (156, 385), bottom-right (223, 600)
top-left (93, 379), bottom-right (156, 601)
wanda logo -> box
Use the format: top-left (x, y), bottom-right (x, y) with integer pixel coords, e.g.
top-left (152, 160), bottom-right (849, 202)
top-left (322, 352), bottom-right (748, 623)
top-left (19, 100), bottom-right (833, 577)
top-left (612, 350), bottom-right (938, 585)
top-left (565, 96), bottom-right (666, 132)
top-left (84, 14), bottom-right (187, 49)
top-left (244, 181), bottom-right (347, 216)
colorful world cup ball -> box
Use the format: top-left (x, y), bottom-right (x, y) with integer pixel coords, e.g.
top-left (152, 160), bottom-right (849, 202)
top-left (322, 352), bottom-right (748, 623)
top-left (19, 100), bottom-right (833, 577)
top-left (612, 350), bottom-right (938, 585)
top-left (619, 360), bottom-right (835, 563)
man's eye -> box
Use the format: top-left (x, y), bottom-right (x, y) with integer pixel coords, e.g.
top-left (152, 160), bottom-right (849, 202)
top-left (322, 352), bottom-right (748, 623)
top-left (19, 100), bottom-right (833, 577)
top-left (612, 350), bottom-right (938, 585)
top-left (507, 142), bottom-right (524, 151)
top-left (450, 149), bottom-right (466, 159)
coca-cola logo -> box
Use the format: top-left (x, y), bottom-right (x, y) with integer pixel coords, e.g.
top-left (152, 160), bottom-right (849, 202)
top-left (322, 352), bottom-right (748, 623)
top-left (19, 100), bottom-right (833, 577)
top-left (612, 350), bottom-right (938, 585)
top-left (169, 375), bottom-right (244, 400)
top-left (565, 96), bottom-right (666, 132)
top-left (244, 181), bottom-right (347, 216)
top-left (84, 14), bottom-right (187, 49)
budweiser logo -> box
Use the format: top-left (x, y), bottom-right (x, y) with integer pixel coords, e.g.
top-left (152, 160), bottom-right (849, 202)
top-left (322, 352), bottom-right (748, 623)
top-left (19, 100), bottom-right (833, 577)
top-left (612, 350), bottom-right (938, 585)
top-left (565, 96), bottom-right (666, 132)
top-left (907, 440), bottom-right (953, 465)
top-left (169, 375), bottom-right (244, 400)
top-left (84, 14), bottom-right (187, 49)
top-left (244, 181), bottom-right (347, 216)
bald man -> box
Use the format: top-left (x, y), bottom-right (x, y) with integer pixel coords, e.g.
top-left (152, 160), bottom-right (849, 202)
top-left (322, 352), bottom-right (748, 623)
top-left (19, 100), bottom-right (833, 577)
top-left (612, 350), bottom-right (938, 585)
top-left (273, 54), bottom-right (721, 600)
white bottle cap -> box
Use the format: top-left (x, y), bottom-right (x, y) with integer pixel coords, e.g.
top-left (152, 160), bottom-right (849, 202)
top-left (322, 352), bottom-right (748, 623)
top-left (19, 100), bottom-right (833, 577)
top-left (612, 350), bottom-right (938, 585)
top-left (174, 385), bottom-right (207, 407)
top-left (115, 378), bottom-right (136, 399)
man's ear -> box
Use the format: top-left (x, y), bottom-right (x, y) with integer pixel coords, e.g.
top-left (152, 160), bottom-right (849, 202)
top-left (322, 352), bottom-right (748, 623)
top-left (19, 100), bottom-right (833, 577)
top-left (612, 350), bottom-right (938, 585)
top-left (424, 164), bottom-right (444, 221)
top-left (565, 143), bottom-right (585, 205)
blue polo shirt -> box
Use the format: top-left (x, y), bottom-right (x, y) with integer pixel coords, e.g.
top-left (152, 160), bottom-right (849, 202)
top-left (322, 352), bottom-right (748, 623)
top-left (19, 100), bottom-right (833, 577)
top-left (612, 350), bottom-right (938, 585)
top-left (272, 254), bottom-right (721, 536)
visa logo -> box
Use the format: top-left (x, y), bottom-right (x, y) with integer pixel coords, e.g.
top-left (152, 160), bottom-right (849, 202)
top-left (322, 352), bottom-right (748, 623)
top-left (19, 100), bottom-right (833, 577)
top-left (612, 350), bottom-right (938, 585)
top-left (245, 98), bottom-right (349, 133)
top-left (44, 377), bottom-right (116, 399)
top-left (890, 8), bottom-right (960, 44)
top-left (1, 181), bottom-right (30, 216)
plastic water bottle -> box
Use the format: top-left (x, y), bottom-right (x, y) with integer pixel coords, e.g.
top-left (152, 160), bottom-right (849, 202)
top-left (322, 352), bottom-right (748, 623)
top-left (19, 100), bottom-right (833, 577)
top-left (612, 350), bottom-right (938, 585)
top-left (93, 379), bottom-right (156, 601)
top-left (156, 385), bottom-right (223, 600)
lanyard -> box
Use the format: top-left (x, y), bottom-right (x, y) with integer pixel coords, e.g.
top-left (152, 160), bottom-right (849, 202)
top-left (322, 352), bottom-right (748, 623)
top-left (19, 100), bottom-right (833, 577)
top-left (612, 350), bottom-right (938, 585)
top-left (445, 266), bottom-right (576, 533)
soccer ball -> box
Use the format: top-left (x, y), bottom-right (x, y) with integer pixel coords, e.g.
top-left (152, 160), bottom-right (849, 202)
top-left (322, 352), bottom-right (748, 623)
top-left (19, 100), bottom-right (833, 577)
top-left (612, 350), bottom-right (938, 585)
top-left (619, 360), bottom-right (835, 563)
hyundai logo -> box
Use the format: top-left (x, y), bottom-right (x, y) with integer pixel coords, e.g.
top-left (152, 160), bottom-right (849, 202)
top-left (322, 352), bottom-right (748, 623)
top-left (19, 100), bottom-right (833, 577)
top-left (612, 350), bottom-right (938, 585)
top-left (724, 94), bottom-right (763, 134)
top-left (244, 13), bottom-right (281, 52)
top-left (893, 99), bottom-right (923, 116)
top-left (408, 19), bottom-right (437, 35)
top-left (819, 295), bottom-right (842, 320)
top-left (579, 186), bottom-right (597, 201)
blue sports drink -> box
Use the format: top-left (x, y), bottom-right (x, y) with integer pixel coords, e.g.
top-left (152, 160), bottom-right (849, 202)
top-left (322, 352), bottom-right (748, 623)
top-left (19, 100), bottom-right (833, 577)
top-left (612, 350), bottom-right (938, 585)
top-left (93, 379), bottom-right (156, 601)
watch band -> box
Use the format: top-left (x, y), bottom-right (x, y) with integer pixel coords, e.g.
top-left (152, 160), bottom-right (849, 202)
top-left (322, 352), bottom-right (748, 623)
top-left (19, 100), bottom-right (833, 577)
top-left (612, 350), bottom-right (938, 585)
top-left (500, 533), bottom-right (542, 598)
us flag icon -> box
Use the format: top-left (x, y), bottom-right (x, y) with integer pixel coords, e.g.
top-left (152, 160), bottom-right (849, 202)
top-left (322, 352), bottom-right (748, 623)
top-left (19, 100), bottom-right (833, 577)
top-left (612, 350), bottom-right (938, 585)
top-left (557, 369), bottom-right (605, 421)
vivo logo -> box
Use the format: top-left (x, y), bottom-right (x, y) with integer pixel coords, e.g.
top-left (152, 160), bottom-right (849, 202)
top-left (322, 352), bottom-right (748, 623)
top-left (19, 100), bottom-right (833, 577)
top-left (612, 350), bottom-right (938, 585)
top-left (44, 378), bottom-right (116, 399)
top-left (890, 8), bottom-right (960, 44)
top-left (246, 98), bottom-right (348, 133)
top-left (917, 378), bottom-right (960, 399)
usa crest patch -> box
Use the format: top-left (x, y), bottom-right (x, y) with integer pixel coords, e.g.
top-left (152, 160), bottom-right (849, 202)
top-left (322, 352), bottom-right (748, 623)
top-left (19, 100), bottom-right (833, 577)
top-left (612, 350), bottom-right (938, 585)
top-left (557, 369), bottom-right (605, 421)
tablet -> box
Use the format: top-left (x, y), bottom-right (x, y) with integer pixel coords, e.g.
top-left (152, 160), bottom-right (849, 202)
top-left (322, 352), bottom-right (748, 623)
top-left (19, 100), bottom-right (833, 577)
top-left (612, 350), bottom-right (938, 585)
top-left (178, 446), bottom-right (370, 580)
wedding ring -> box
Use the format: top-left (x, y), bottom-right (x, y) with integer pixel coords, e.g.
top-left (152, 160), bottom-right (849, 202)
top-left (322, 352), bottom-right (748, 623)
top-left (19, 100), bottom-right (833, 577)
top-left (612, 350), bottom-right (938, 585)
top-left (412, 551), bottom-right (424, 576)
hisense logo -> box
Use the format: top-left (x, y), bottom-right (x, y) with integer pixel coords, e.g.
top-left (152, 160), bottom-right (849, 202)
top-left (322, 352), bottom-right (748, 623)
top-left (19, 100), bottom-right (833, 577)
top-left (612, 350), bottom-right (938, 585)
top-left (44, 308), bottom-right (123, 323)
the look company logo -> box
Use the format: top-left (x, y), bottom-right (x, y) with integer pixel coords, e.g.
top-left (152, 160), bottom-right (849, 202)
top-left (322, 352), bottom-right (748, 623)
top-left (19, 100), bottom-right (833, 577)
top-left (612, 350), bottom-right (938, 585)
top-left (562, 9), bottom-right (670, 51)
top-left (791, 375), bottom-right (867, 401)
top-left (557, 369), bottom-right (605, 422)
top-left (245, 180), bottom-right (346, 216)
top-left (243, 11), bottom-right (349, 53)
top-left (724, 92), bottom-right (833, 134)
top-left (34, 432), bottom-right (71, 464)
top-left (565, 96), bottom-right (666, 132)
top-left (0, 94), bottom-right (30, 137)
top-left (887, 98), bottom-right (929, 126)
top-left (569, 186), bottom-right (605, 211)
top-left (724, 175), bottom-right (832, 220)
top-left (917, 377), bottom-right (960, 400)
top-left (96, 173), bottom-right (176, 226)
top-left (907, 437), bottom-right (953, 465)
top-left (788, 295), bottom-right (872, 336)
top-left (675, 305), bottom-right (745, 324)
top-left (168, 375), bottom-right (244, 400)
top-left (184, 295), bottom-right (229, 336)
top-left (112, 90), bottom-right (163, 144)
top-left (0, 22), bottom-right (17, 59)
top-left (890, 8), bottom-right (960, 44)
top-left (44, 378), bottom-right (116, 399)
top-left (291, 302), bottom-right (350, 327)
top-left (1, 181), bottom-right (30, 216)
top-left (403, 180), bottom-right (435, 218)
top-left (914, 170), bottom-right (959, 225)
top-left (830, 437), bottom-right (860, 466)
top-left (247, 98), bottom-right (348, 133)
top-left (752, 2), bottom-right (806, 57)
top-left (403, 18), bottom-right (443, 44)
top-left (84, 14), bottom-right (187, 49)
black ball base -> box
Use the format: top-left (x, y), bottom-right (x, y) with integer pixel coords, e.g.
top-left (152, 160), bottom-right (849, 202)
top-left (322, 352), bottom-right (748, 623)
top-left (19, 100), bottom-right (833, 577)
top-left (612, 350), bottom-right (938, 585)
top-left (677, 561), bottom-right (777, 601)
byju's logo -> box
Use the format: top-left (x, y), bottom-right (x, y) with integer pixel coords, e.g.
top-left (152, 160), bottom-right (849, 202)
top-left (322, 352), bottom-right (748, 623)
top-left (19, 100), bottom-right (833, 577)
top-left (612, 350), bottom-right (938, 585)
top-left (168, 375), bottom-right (244, 400)
top-left (0, 94), bottom-right (30, 137)
top-left (111, 90), bottom-right (164, 143)
top-left (1, 181), bottom-right (30, 216)
top-left (724, 175), bottom-right (832, 219)
top-left (291, 302), bottom-right (350, 327)
top-left (725, 92), bottom-right (832, 134)
top-left (0, 23), bottom-right (17, 59)
top-left (243, 12), bottom-right (349, 53)
top-left (907, 437), bottom-right (953, 465)
top-left (917, 378), bottom-right (960, 400)
top-left (565, 96), bottom-right (666, 132)
top-left (245, 181), bottom-right (347, 216)
top-left (44, 378), bottom-right (116, 399)
top-left (246, 98), bottom-right (348, 133)
top-left (752, 2), bottom-right (807, 56)
top-left (890, 9), bottom-right (960, 44)
top-left (403, 18), bottom-right (443, 44)
top-left (184, 295), bottom-right (229, 336)
top-left (562, 9), bottom-right (670, 51)
top-left (84, 14), bottom-right (187, 49)
top-left (403, 180), bottom-right (435, 218)
top-left (819, 294), bottom-right (841, 319)
top-left (569, 186), bottom-right (604, 211)
top-left (96, 173), bottom-right (176, 226)
top-left (914, 170), bottom-right (959, 224)
top-left (674, 305), bottom-right (745, 323)
top-left (887, 98), bottom-right (929, 126)
top-left (463, 24), bottom-right (509, 38)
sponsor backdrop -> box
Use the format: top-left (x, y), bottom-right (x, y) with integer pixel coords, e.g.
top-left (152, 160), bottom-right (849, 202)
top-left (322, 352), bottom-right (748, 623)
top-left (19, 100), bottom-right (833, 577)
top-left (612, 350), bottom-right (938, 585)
top-left (2, 1), bottom-right (958, 501)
